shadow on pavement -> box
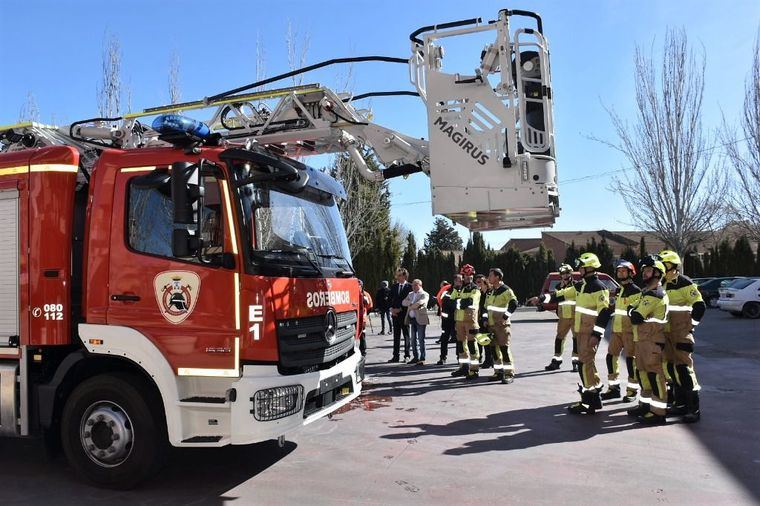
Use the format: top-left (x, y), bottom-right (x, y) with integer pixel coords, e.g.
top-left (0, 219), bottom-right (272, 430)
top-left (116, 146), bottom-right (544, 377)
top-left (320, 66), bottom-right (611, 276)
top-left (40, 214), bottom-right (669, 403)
top-left (382, 403), bottom-right (646, 455)
top-left (0, 438), bottom-right (295, 505)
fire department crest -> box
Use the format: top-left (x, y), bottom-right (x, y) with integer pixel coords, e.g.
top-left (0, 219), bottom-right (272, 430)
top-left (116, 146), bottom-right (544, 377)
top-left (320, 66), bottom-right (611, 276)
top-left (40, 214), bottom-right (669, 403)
top-left (153, 271), bottom-right (201, 324)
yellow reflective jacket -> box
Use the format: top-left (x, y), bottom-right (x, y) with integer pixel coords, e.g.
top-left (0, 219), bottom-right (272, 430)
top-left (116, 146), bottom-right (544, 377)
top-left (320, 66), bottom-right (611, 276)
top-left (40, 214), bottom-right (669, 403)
top-left (550, 274), bottom-right (611, 335)
top-left (452, 282), bottom-right (480, 323)
top-left (485, 284), bottom-right (518, 325)
top-left (612, 282), bottom-right (641, 333)
top-left (664, 274), bottom-right (706, 336)
top-left (629, 284), bottom-right (669, 343)
top-left (555, 279), bottom-right (577, 319)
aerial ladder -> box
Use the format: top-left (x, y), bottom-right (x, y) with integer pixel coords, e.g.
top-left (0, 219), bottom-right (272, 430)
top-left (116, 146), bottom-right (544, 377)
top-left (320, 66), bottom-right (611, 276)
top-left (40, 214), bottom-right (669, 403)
top-left (0, 8), bottom-right (558, 230)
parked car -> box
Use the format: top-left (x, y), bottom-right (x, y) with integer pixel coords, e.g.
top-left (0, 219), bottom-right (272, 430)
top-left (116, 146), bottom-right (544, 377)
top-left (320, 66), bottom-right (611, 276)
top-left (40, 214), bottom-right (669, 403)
top-left (718, 278), bottom-right (760, 318)
top-left (692, 277), bottom-right (714, 286)
top-left (538, 272), bottom-right (620, 312)
top-left (698, 277), bottom-right (740, 308)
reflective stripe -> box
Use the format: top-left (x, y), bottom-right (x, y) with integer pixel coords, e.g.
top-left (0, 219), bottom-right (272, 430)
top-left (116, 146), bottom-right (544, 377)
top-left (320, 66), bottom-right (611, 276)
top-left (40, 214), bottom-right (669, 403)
top-left (481, 313), bottom-right (488, 318)
top-left (504, 311), bottom-right (512, 319)
top-left (440, 312), bottom-right (449, 318)
top-left (581, 383), bottom-right (602, 392)
top-left (608, 380), bottom-right (621, 386)
top-left (456, 300), bottom-right (461, 310)
top-left (541, 294), bottom-right (551, 304)
top-left (667, 305), bottom-right (692, 312)
top-left (558, 300), bottom-right (577, 306)
top-left (639, 396), bottom-right (652, 403)
top-left (493, 364), bottom-right (504, 370)
top-left (644, 317), bottom-right (668, 324)
top-left (693, 384), bottom-right (701, 392)
top-left (575, 307), bottom-right (599, 316)
top-left (627, 383), bottom-right (641, 390)
top-left (442, 293), bottom-right (451, 299)
top-left (614, 309), bottom-right (628, 316)
top-left (571, 357), bottom-right (579, 362)
top-left (470, 359), bottom-right (480, 365)
top-left (503, 364), bottom-right (515, 371)
top-left (487, 305), bottom-right (508, 312)
top-left (691, 319), bottom-right (700, 326)
top-left (593, 325), bottom-right (605, 335)
top-left (649, 399), bottom-right (668, 409)
top-left (552, 356), bottom-right (562, 361)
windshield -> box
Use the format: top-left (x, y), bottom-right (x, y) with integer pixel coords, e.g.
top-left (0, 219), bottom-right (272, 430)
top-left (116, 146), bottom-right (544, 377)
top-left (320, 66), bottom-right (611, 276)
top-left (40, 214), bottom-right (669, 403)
top-left (236, 177), bottom-right (353, 277)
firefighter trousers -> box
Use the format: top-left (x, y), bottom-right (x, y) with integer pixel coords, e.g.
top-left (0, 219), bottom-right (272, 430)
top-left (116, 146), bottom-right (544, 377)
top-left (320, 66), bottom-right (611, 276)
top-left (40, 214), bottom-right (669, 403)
top-left (606, 331), bottom-right (637, 392)
top-left (553, 317), bottom-right (578, 363)
top-left (576, 330), bottom-right (601, 389)
top-left (491, 322), bottom-right (514, 376)
top-left (665, 331), bottom-right (700, 404)
top-left (456, 320), bottom-right (480, 372)
top-left (635, 340), bottom-right (667, 416)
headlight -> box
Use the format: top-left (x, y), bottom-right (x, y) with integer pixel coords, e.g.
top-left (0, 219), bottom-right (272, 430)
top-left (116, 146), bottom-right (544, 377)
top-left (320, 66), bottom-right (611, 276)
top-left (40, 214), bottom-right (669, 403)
top-left (252, 385), bottom-right (304, 421)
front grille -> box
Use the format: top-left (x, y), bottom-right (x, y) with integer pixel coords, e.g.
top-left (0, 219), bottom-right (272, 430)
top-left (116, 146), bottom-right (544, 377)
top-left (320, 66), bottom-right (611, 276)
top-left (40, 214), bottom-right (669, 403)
top-left (277, 311), bottom-right (357, 374)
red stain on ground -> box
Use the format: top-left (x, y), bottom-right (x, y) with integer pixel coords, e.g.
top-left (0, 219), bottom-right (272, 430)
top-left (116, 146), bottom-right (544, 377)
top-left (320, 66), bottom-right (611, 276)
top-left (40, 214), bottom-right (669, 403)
top-left (333, 388), bottom-right (392, 415)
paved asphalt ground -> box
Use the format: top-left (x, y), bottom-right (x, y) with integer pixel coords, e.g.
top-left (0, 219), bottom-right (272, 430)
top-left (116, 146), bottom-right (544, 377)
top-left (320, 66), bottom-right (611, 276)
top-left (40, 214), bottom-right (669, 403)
top-left (1, 308), bottom-right (758, 505)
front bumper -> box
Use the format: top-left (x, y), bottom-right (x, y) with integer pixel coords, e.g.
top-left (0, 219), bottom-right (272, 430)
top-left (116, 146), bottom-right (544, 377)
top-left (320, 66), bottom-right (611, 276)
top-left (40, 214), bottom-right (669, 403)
top-left (229, 351), bottom-right (363, 445)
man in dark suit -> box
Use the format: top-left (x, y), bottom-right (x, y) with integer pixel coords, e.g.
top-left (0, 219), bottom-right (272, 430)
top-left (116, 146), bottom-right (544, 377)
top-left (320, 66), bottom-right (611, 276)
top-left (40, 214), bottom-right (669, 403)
top-left (375, 281), bottom-right (393, 335)
top-left (388, 267), bottom-right (412, 362)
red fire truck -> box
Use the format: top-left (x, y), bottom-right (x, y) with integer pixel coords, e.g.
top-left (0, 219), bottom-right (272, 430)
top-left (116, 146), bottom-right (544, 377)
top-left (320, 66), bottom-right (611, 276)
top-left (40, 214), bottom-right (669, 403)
top-left (0, 9), bottom-right (557, 488)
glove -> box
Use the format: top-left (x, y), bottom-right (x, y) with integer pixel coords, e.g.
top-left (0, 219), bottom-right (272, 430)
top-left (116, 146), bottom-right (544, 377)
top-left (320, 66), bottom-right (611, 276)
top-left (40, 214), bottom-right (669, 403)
top-left (629, 311), bottom-right (644, 325)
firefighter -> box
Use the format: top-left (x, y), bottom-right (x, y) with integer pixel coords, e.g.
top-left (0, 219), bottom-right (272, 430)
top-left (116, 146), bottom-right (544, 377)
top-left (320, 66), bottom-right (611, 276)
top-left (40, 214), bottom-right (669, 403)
top-left (437, 275), bottom-right (461, 365)
top-left (545, 264), bottom-right (579, 371)
top-left (625, 256), bottom-right (670, 424)
top-left (600, 260), bottom-right (641, 402)
top-left (476, 274), bottom-right (494, 369)
top-left (450, 264), bottom-right (481, 379)
top-left (659, 249), bottom-right (706, 423)
top-left (485, 268), bottom-right (518, 384)
top-left (535, 253), bottom-right (612, 414)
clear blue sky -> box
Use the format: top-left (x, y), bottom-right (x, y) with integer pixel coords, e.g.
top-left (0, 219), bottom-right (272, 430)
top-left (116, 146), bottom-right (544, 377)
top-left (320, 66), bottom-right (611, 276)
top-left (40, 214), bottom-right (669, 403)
top-left (1, 0), bottom-right (758, 249)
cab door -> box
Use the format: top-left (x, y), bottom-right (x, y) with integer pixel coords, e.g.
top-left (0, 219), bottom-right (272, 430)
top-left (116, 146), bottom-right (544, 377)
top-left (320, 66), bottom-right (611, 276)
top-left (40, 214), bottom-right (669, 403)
top-left (106, 164), bottom-right (241, 376)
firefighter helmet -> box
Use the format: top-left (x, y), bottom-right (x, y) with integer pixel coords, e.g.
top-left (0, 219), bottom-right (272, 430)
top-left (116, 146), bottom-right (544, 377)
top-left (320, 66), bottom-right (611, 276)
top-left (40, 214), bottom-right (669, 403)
top-left (576, 252), bottom-right (601, 269)
top-left (658, 250), bottom-right (681, 266)
top-left (558, 264), bottom-right (573, 275)
top-left (460, 264), bottom-right (476, 276)
top-left (474, 332), bottom-right (492, 346)
top-left (615, 259), bottom-right (636, 276)
top-left (639, 255), bottom-right (666, 277)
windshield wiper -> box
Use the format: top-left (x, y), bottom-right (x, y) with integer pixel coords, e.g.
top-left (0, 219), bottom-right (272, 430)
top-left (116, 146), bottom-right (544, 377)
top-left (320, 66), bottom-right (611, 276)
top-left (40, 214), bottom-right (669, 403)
top-left (316, 254), bottom-right (355, 277)
top-left (259, 248), bottom-right (323, 274)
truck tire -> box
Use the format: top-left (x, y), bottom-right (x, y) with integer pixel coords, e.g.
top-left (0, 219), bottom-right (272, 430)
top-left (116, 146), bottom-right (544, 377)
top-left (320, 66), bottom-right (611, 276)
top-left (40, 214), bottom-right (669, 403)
top-left (60, 373), bottom-right (167, 489)
top-left (742, 302), bottom-right (760, 319)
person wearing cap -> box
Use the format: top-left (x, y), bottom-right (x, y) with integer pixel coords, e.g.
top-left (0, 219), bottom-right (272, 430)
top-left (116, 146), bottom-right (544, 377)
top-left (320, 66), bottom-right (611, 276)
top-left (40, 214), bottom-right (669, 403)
top-left (659, 249), bottom-right (706, 423)
top-left (532, 253), bottom-right (612, 414)
top-left (600, 260), bottom-right (642, 402)
top-left (626, 256), bottom-right (670, 424)
top-left (543, 264), bottom-right (580, 371)
top-left (485, 268), bottom-right (518, 384)
top-left (450, 264), bottom-right (481, 380)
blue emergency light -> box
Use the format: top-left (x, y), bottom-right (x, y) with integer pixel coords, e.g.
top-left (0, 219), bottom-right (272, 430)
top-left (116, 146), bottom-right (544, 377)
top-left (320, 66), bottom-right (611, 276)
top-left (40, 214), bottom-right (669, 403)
top-left (152, 114), bottom-right (211, 138)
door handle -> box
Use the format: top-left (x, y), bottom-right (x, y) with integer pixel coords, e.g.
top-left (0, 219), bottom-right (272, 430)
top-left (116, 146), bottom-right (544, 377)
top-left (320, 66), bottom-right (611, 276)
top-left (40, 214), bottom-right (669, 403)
top-left (111, 294), bottom-right (141, 302)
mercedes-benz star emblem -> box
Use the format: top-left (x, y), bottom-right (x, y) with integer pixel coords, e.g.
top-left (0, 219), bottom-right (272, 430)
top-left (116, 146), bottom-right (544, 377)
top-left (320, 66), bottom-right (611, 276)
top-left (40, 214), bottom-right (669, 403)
top-left (324, 308), bottom-right (338, 345)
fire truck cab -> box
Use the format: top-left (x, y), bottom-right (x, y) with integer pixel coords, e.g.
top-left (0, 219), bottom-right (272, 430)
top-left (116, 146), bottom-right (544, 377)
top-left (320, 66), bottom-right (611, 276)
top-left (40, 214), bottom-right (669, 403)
top-left (0, 143), bottom-right (364, 488)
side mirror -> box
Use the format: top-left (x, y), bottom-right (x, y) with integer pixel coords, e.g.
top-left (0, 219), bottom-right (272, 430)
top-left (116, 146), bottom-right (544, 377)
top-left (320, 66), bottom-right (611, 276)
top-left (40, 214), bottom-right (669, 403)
top-left (171, 161), bottom-right (205, 257)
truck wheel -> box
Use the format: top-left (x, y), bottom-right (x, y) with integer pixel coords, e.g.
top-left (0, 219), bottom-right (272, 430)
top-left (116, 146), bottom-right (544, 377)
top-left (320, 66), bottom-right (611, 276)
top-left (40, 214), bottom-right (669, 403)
top-left (742, 302), bottom-right (760, 319)
top-left (60, 373), bottom-right (167, 489)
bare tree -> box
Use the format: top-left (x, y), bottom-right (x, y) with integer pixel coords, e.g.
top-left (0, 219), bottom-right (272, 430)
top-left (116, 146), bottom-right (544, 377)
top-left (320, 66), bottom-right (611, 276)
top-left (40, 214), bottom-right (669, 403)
top-left (606, 28), bottom-right (726, 255)
top-left (722, 31), bottom-right (760, 240)
top-left (331, 151), bottom-right (391, 255)
top-left (18, 91), bottom-right (40, 122)
top-left (286, 19), bottom-right (310, 86)
top-left (168, 51), bottom-right (181, 105)
top-left (97, 32), bottom-right (122, 118)
top-left (255, 31), bottom-right (266, 92)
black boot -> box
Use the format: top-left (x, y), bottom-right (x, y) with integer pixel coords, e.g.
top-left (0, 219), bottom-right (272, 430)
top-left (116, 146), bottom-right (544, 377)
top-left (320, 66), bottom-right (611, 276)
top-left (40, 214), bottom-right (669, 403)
top-left (601, 384), bottom-right (621, 401)
top-left (572, 359), bottom-right (579, 373)
top-left (568, 391), bottom-right (596, 415)
top-left (502, 374), bottom-right (514, 384)
top-left (451, 364), bottom-right (468, 377)
top-left (544, 358), bottom-right (562, 371)
top-left (638, 412), bottom-right (666, 425)
top-left (667, 384), bottom-right (688, 416)
top-left (488, 370), bottom-right (504, 382)
top-left (465, 369), bottom-right (480, 381)
top-left (589, 389), bottom-right (603, 410)
top-left (682, 391), bottom-right (701, 423)
top-left (627, 402), bottom-right (650, 417)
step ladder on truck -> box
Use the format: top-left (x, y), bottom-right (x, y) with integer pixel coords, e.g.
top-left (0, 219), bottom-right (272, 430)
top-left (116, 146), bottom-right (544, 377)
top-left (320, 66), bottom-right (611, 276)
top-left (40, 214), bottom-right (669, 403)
top-left (0, 9), bottom-right (558, 488)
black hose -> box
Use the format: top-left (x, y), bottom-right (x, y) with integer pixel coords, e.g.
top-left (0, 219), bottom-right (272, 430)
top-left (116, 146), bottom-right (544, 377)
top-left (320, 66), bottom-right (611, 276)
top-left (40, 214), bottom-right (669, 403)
top-left (206, 56), bottom-right (409, 103)
top-left (502, 9), bottom-right (544, 34)
top-left (343, 91), bottom-right (420, 102)
top-left (409, 17), bottom-right (482, 46)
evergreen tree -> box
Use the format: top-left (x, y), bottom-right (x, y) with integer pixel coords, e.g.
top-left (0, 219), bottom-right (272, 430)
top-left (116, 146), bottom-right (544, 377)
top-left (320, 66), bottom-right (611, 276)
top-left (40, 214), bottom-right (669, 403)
top-left (755, 243), bottom-right (760, 276)
top-left (563, 241), bottom-right (579, 266)
top-left (424, 217), bottom-right (464, 252)
top-left (620, 246), bottom-right (638, 265)
top-left (596, 237), bottom-right (615, 274)
top-left (462, 232), bottom-right (491, 275)
top-left (401, 232), bottom-right (418, 275)
top-left (733, 236), bottom-right (755, 276)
